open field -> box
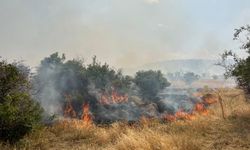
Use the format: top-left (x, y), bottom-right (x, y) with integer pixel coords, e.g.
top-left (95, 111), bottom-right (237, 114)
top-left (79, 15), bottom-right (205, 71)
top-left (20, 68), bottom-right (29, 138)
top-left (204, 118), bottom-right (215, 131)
top-left (1, 88), bottom-right (250, 150)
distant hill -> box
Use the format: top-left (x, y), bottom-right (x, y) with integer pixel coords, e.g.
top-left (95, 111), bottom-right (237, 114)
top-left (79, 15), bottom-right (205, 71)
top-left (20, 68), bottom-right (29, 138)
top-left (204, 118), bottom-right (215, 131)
top-left (123, 59), bottom-right (225, 75)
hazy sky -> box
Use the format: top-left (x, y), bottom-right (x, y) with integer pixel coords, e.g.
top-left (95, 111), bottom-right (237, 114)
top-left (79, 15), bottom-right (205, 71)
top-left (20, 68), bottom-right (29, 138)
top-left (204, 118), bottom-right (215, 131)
top-left (0, 0), bottom-right (250, 68)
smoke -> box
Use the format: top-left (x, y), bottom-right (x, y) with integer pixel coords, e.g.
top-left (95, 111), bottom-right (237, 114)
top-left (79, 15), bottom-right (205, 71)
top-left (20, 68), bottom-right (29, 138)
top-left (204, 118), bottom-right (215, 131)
top-left (33, 63), bottom-right (64, 116)
top-left (158, 88), bottom-right (200, 114)
top-left (32, 54), bottom-right (203, 122)
top-left (1, 0), bottom-right (248, 69)
top-left (87, 82), bottom-right (144, 121)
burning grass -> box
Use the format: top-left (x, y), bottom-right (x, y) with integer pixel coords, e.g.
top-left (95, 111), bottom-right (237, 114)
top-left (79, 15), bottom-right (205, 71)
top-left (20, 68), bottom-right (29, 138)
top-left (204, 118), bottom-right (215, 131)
top-left (1, 88), bottom-right (250, 150)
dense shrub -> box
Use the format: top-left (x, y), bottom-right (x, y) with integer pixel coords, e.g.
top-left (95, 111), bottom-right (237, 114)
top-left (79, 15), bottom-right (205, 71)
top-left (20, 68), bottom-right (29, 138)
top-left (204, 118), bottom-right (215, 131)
top-left (0, 60), bottom-right (42, 143)
top-left (134, 70), bottom-right (170, 100)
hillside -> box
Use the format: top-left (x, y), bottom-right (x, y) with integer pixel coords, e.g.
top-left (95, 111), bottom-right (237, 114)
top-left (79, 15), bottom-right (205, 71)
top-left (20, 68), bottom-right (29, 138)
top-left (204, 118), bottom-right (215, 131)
top-left (124, 59), bottom-right (225, 75)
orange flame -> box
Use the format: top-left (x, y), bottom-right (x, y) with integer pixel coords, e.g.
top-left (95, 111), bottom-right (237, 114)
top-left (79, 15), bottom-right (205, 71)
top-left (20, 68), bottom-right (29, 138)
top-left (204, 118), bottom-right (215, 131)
top-left (175, 110), bottom-right (190, 120)
top-left (81, 102), bottom-right (92, 124)
top-left (64, 94), bottom-right (76, 118)
top-left (163, 114), bottom-right (176, 122)
top-left (99, 90), bottom-right (128, 105)
top-left (163, 99), bottom-right (212, 122)
top-left (163, 109), bottom-right (196, 122)
top-left (194, 103), bottom-right (209, 115)
top-left (63, 94), bottom-right (92, 128)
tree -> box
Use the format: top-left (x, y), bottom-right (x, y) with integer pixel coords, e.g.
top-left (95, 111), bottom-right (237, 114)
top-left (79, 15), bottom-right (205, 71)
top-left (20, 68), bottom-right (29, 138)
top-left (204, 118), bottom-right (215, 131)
top-left (0, 60), bottom-right (42, 143)
top-left (219, 25), bottom-right (250, 98)
top-left (183, 72), bottom-right (200, 85)
top-left (134, 70), bottom-right (170, 100)
top-left (86, 56), bottom-right (133, 93)
top-left (33, 54), bottom-right (133, 118)
top-left (33, 52), bottom-right (91, 115)
top-left (86, 56), bottom-right (117, 91)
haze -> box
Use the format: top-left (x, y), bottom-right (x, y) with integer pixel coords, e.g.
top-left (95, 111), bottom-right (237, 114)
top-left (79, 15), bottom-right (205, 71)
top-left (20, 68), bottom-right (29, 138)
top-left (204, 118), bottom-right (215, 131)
top-left (0, 0), bottom-right (250, 69)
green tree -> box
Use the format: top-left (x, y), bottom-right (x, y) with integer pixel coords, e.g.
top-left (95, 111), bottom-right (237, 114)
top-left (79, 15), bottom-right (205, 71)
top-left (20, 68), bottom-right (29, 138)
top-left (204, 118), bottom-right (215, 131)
top-left (134, 70), bottom-right (170, 100)
top-left (0, 60), bottom-right (42, 143)
top-left (86, 56), bottom-right (116, 91)
top-left (219, 25), bottom-right (250, 98)
top-left (86, 56), bottom-right (132, 93)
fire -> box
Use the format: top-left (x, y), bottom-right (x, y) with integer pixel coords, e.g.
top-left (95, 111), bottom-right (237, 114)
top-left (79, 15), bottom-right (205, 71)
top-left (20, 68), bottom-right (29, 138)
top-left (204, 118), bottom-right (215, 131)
top-left (175, 110), bottom-right (192, 120)
top-left (99, 90), bottom-right (128, 105)
top-left (163, 100), bottom-right (212, 122)
top-left (194, 103), bottom-right (209, 115)
top-left (163, 109), bottom-right (197, 122)
top-left (61, 102), bottom-right (93, 130)
top-left (64, 94), bottom-right (76, 118)
top-left (81, 102), bottom-right (92, 124)
top-left (62, 91), bottom-right (216, 125)
top-left (62, 94), bottom-right (92, 128)
top-left (163, 114), bottom-right (176, 122)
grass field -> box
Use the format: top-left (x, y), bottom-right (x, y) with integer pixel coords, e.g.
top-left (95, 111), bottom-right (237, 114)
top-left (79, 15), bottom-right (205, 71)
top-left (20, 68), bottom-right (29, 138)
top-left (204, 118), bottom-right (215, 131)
top-left (1, 88), bottom-right (250, 150)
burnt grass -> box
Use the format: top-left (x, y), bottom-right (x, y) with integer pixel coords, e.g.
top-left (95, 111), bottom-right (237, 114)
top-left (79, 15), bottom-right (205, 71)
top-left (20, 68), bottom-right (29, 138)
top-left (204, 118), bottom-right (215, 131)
top-left (1, 88), bottom-right (250, 150)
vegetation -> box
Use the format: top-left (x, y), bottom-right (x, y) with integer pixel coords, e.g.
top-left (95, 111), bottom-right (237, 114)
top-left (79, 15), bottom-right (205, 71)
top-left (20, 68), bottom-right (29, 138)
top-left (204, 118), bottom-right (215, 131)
top-left (0, 60), bottom-right (42, 143)
top-left (85, 56), bottom-right (132, 94)
top-left (1, 89), bottom-right (249, 150)
top-left (134, 70), bottom-right (170, 100)
top-left (1, 23), bottom-right (250, 148)
top-left (183, 72), bottom-right (200, 85)
top-left (33, 53), bottom-right (135, 116)
top-left (220, 25), bottom-right (250, 97)
top-left (33, 53), bottom-right (168, 117)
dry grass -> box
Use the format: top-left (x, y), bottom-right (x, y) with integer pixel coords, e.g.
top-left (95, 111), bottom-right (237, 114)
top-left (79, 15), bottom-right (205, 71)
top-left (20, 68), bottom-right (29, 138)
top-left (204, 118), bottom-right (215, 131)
top-left (1, 88), bottom-right (250, 150)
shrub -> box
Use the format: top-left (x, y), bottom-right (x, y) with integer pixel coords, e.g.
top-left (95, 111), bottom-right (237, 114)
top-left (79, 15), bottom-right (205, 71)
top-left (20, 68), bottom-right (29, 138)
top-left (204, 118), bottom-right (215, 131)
top-left (134, 70), bottom-right (170, 100)
top-left (0, 60), bottom-right (42, 143)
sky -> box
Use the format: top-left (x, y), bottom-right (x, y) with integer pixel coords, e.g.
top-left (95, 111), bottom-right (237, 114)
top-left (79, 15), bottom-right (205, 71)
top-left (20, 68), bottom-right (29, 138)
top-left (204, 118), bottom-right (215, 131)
top-left (0, 0), bottom-right (250, 69)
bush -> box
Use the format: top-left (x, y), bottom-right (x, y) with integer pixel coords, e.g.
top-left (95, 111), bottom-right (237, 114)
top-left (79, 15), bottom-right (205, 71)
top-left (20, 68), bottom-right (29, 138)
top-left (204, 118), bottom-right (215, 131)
top-left (0, 60), bottom-right (42, 143)
top-left (134, 70), bottom-right (170, 100)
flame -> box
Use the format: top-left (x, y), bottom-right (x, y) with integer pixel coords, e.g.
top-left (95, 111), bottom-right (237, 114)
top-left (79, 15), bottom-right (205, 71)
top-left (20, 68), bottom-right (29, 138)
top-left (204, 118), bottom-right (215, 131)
top-left (99, 90), bottom-right (128, 105)
top-left (175, 110), bottom-right (191, 120)
top-left (163, 110), bottom-right (196, 122)
top-left (163, 100), bottom-right (212, 122)
top-left (62, 94), bottom-right (92, 128)
top-left (194, 103), bottom-right (209, 115)
top-left (63, 94), bottom-right (76, 118)
top-left (81, 102), bottom-right (92, 124)
top-left (163, 114), bottom-right (176, 122)
top-left (61, 102), bottom-right (92, 129)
